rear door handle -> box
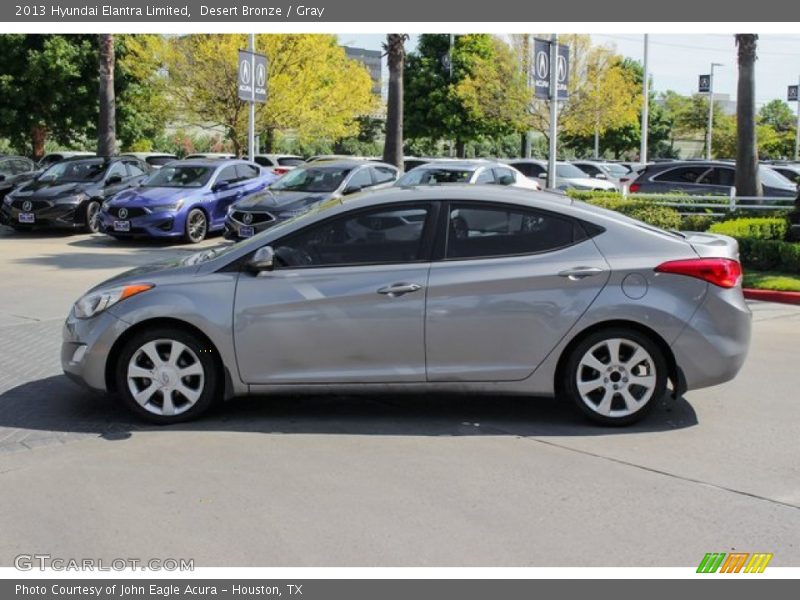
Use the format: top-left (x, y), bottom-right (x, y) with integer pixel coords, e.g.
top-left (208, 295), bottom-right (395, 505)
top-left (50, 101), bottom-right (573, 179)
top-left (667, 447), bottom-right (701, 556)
top-left (558, 267), bottom-right (604, 280)
top-left (377, 283), bottom-right (423, 297)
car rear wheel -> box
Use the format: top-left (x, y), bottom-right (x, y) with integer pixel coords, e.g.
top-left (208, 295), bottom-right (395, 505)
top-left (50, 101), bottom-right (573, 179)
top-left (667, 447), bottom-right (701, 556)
top-left (83, 200), bottom-right (101, 233)
top-left (561, 328), bottom-right (667, 426)
top-left (184, 208), bottom-right (207, 243)
top-left (115, 328), bottom-right (219, 424)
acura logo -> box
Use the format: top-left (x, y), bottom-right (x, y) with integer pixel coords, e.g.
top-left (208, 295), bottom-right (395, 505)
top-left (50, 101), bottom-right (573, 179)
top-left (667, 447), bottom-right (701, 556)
top-left (536, 50), bottom-right (548, 79)
top-left (118, 208), bottom-right (128, 219)
top-left (557, 54), bottom-right (568, 83)
top-left (22, 200), bottom-right (32, 212)
top-left (240, 60), bottom-right (251, 85)
top-left (242, 212), bottom-right (253, 225)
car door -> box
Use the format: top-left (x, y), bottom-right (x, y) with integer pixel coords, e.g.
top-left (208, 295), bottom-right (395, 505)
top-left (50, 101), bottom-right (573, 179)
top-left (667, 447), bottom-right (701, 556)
top-left (425, 201), bottom-right (610, 382)
top-left (209, 164), bottom-right (246, 226)
top-left (236, 163), bottom-right (269, 196)
top-left (233, 202), bottom-right (436, 384)
top-left (342, 166), bottom-right (374, 195)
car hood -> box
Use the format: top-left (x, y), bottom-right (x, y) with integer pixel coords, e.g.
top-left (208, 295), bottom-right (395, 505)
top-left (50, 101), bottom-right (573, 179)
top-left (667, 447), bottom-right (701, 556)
top-left (12, 179), bottom-right (98, 200)
top-left (233, 189), bottom-right (335, 211)
top-left (108, 187), bottom-right (194, 206)
top-left (87, 250), bottom-right (216, 293)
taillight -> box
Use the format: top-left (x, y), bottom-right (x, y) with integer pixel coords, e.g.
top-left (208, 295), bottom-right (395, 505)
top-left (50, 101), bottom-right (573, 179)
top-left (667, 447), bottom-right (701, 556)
top-left (628, 182), bottom-right (641, 193)
top-left (655, 258), bottom-right (742, 288)
top-left (273, 167), bottom-right (289, 175)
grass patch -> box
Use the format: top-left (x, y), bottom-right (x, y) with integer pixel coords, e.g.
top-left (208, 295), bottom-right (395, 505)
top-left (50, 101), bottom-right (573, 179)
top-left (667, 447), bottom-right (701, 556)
top-left (743, 270), bottom-right (800, 292)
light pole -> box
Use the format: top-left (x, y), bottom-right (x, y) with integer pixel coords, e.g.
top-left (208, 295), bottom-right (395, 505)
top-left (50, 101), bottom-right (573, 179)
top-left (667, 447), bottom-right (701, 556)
top-left (706, 62), bottom-right (723, 160)
top-left (795, 75), bottom-right (800, 161)
top-left (640, 34), bottom-right (649, 164)
top-left (547, 33), bottom-right (558, 189)
top-left (248, 33), bottom-right (256, 161)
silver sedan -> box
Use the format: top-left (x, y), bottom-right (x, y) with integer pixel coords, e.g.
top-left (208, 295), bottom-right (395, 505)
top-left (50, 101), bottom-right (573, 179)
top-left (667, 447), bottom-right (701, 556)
top-left (62, 186), bottom-right (751, 426)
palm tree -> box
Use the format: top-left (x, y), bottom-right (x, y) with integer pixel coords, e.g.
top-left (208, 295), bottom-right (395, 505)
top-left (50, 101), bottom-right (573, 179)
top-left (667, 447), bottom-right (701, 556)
top-left (382, 34), bottom-right (408, 170)
top-left (97, 34), bottom-right (116, 157)
top-left (734, 34), bottom-right (760, 196)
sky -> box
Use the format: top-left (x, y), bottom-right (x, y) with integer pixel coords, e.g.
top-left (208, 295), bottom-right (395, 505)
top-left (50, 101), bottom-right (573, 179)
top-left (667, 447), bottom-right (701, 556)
top-left (337, 33), bottom-right (800, 110)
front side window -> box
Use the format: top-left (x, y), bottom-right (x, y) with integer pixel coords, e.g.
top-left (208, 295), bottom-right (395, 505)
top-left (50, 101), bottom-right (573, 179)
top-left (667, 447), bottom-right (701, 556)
top-left (142, 166), bottom-right (213, 188)
top-left (105, 162), bottom-right (128, 181)
top-left (576, 163), bottom-right (600, 176)
top-left (124, 160), bottom-right (147, 177)
top-left (273, 204), bottom-right (432, 268)
top-left (446, 203), bottom-right (583, 260)
top-left (654, 166), bottom-right (709, 184)
top-left (346, 168), bottom-right (373, 191)
top-left (371, 166), bottom-right (397, 185)
top-left (236, 164), bottom-right (261, 180)
top-left (512, 162), bottom-right (545, 178)
top-left (216, 165), bottom-right (240, 184)
top-left (475, 169), bottom-right (495, 184)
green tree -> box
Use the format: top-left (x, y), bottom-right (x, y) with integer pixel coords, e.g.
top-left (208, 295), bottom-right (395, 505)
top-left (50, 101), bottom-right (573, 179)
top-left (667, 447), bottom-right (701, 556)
top-left (0, 35), bottom-right (97, 158)
top-left (405, 34), bottom-right (527, 156)
top-left (759, 99), bottom-right (795, 132)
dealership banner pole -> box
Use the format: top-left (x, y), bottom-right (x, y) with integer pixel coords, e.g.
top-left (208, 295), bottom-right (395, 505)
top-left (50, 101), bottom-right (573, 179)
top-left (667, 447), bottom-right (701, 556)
top-left (640, 34), bottom-right (649, 164)
top-left (547, 33), bottom-right (558, 189)
top-left (248, 33), bottom-right (256, 161)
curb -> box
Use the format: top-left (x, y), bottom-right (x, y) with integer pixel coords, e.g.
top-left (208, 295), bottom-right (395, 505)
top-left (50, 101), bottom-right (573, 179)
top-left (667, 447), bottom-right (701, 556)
top-left (743, 288), bottom-right (800, 305)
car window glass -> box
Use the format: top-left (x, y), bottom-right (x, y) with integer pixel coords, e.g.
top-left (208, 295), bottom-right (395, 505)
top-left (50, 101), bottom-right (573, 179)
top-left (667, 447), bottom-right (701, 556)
top-left (577, 164), bottom-right (599, 176)
top-left (146, 156), bottom-right (176, 167)
top-left (14, 160), bottom-right (33, 173)
top-left (273, 205), bottom-right (431, 268)
top-left (397, 168), bottom-right (473, 185)
top-left (710, 167), bottom-right (735, 187)
top-left (277, 157), bottom-right (305, 166)
top-left (125, 161), bottom-right (147, 177)
top-left (446, 204), bottom-right (581, 260)
top-left (106, 162), bottom-right (127, 181)
top-left (512, 162), bottom-right (544, 178)
top-left (0, 161), bottom-right (14, 176)
top-left (493, 167), bottom-right (516, 184)
top-left (216, 165), bottom-right (240, 184)
top-left (253, 156), bottom-right (274, 167)
top-left (371, 166), bottom-right (397, 185)
top-left (655, 166), bottom-right (708, 183)
top-left (347, 168), bottom-right (374, 190)
top-left (236, 164), bottom-right (260, 180)
top-left (475, 169), bottom-right (495, 184)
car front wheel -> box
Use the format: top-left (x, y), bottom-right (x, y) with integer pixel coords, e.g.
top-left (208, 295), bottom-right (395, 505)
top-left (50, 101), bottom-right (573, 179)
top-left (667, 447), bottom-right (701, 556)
top-left (115, 328), bottom-right (219, 424)
top-left (184, 208), bottom-right (208, 243)
top-left (561, 328), bottom-right (667, 426)
top-left (83, 200), bottom-right (102, 233)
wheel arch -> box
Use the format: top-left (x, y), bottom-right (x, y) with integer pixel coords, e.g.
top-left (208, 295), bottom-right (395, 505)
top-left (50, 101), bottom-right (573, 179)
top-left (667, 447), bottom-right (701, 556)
top-left (554, 319), bottom-right (683, 399)
top-left (105, 317), bottom-right (233, 399)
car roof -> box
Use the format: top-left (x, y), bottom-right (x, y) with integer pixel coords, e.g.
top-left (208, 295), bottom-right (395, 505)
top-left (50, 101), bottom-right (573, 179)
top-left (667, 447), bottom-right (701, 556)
top-left (301, 159), bottom-right (396, 169)
top-left (174, 158), bottom-right (253, 168)
top-left (410, 159), bottom-right (499, 170)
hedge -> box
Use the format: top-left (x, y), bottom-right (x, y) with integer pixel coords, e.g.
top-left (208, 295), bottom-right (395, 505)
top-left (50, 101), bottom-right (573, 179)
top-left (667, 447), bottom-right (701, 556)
top-left (738, 239), bottom-right (800, 274)
top-left (579, 197), bottom-right (683, 231)
top-left (708, 217), bottom-right (788, 241)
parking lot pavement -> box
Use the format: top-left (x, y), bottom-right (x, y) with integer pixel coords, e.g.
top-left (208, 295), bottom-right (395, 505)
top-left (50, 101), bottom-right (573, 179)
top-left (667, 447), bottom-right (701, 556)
top-left (0, 227), bottom-right (799, 567)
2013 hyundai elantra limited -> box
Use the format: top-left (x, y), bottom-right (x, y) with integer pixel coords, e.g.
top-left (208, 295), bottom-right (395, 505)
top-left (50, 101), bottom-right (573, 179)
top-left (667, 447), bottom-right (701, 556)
top-left (62, 186), bottom-right (751, 426)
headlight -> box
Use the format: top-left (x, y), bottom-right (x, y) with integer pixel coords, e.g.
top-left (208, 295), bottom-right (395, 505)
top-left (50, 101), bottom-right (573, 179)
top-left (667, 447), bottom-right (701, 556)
top-left (56, 192), bottom-right (89, 205)
top-left (73, 283), bottom-right (153, 319)
top-left (150, 200), bottom-right (184, 212)
top-left (2, 196), bottom-right (12, 205)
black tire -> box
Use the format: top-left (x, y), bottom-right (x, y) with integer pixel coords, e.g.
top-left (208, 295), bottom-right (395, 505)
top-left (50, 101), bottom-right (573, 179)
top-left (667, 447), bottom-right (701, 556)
top-left (83, 200), bottom-right (102, 233)
top-left (115, 327), bottom-right (220, 424)
top-left (184, 208), bottom-right (208, 243)
top-left (560, 327), bottom-right (668, 426)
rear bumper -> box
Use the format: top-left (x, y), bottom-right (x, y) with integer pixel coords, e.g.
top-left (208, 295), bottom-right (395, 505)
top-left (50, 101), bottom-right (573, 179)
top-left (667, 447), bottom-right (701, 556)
top-left (671, 286), bottom-right (752, 391)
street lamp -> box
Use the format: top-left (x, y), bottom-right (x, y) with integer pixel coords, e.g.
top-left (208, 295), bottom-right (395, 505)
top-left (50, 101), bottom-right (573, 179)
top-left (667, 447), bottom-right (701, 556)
top-left (706, 62), bottom-right (724, 161)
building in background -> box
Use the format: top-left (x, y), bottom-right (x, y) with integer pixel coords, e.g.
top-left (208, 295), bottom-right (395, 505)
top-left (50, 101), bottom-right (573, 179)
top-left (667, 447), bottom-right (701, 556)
top-left (343, 46), bottom-right (383, 97)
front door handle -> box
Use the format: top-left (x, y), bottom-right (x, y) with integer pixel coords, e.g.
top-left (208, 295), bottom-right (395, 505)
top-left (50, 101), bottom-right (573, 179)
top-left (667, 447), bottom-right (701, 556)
top-left (377, 283), bottom-right (423, 297)
top-left (558, 266), bottom-right (604, 280)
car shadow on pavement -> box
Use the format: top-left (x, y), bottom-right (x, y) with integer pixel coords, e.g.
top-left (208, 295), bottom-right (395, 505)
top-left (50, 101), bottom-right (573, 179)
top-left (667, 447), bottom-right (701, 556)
top-left (0, 375), bottom-right (699, 448)
top-left (12, 252), bottom-right (178, 270)
top-left (66, 234), bottom-right (229, 251)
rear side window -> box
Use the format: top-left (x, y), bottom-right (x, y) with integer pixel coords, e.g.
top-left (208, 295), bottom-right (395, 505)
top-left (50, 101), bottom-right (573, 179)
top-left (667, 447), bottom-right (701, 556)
top-left (277, 157), bottom-right (305, 167)
top-left (445, 203), bottom-right (585, 260)
top-left (236, 164), bottom-right (261, 180)
top-left (576, 163), bottom-right (600, 176)
top-left (253, 156), bottom-right (275, 167)
top-left (146, 156), bottom-right (176, 167)
top-left (653, 166), bottom-right (709, 183)
top-left (371, 166), bottom-right (397, 184)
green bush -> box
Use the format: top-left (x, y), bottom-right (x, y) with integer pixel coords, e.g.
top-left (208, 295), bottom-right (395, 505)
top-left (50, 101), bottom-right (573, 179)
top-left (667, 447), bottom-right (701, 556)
top-left (680, 214), bottom-right (715, 232)
top-left (737, 239), bottom-right (800, 274)
top-left (708, 217), bottom-right (788, 241)
top-left (582, 197), bottom-right (683, 231)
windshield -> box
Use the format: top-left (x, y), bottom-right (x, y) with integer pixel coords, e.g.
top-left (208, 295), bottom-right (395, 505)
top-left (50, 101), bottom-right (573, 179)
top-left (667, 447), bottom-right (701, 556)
top-left (759, 166), bottom-right (796, 188)
top-left (556, 164), bottom-right (589, 178)
top-left (39, 159), bottom-right (107, 183)
top-left (397, 168), bottom-right (474, 185)
top-left (270, 165), bottom-right (352, 193)
top-left (142, 165), bottom-right (213, 188)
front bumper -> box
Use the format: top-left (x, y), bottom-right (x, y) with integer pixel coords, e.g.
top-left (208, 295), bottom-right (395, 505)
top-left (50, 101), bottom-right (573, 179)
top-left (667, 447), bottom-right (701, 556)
top-left (1, 200), bottom-right (84, 229)
top-left (223, 212), bottom-right (282, 240)
top-left (671, 285), bottom-right (752, 391)
top-left (99, 208), bottom-right (184, 238)
top-left (61, 309), bottom-right (132, 393)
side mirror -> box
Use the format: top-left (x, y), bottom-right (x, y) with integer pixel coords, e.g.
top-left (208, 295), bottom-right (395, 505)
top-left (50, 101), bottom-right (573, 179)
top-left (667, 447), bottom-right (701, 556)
top-left (106, 175), bottom-right (123, 185)
top-left (497, 175), bottom-right (515, 186)
top-left (247, 246), bottom-right (274, 272)
top-left (213, 180), bottom-right (231, 192)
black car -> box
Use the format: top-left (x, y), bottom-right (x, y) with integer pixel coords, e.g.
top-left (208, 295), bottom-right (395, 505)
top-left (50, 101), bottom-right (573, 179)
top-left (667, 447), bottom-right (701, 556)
top-left (224, 160), bottom-right (398, 240)
top-left (0, 155), bottom-right (36, 201)
top-left (1, 156), bottom-right (149, 233)
top-left (628, 160), bottom-right (798, 197)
